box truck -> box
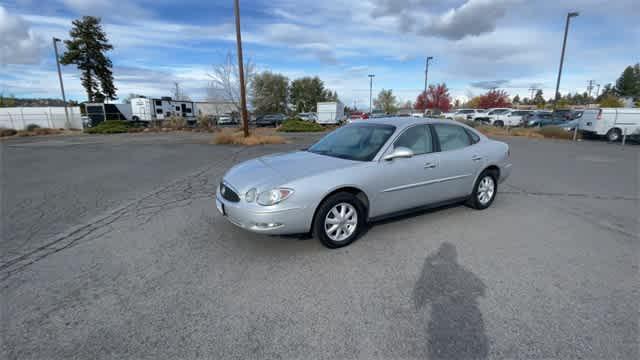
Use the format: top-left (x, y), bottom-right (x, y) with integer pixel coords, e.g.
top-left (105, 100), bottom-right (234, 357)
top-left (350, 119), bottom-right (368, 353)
top-left (316, 101), bottom-right (345, 124)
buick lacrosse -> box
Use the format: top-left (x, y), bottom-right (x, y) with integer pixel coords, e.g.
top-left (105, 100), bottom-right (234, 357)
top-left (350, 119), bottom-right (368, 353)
top-left (216, 118), bottom-right (511, 248)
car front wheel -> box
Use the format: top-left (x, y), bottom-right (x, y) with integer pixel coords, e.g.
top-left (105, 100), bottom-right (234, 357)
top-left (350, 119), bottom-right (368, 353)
top-left (468, 171), bottom-right (498, 210)
top-left (606, 128), bottom-right (621, 142)
top-left (313, 192), bottom-right (366, 248)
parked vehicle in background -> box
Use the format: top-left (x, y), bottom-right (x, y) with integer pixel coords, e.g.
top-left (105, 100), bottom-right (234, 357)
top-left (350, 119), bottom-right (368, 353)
top-left (85, 103), bottom-right (135, 127)
top-left (552, 108), bottom-right (573, 120)
top-left (131, 97), bottom-right (196, 123)
top-left (217, 114), bottom-right (238, 125)
top-left (560, 119), bottom-right (580, 132)
top-left (442, 110), bottom-right (459, 119)
top-left (489, 110), bottom-right (531, 127)
top-left (526, 111), bottom-right (554, 127)
top-left (475, 108), bottom-right (512, 123)
top-left (349, 112), bottom-right (369, 120)
top-left (317, 101), bottom-right (345, 124)
top-left (578, 108), bottom-right (640, 141)
top-left (256, 114), bottom-right (286, 127)
top-left (423, 109), bottom-right (442, 117)
top-left (297, 112), bottom-right (317, 122)
top-left (370, 112), bottom-right (389, 118)
top-left (445, 109), bottom-right (480, 120)
top-left (216, 117), bottom-right (512, 248)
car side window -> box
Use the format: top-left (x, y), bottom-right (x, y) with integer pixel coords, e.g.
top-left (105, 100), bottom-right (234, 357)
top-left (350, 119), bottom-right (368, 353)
top-left (433, 124), bottom-right (472, 151)
top-left (393, 125), bottom-right (432, 155)
top-left (465, 129), bottom-right (480, 144)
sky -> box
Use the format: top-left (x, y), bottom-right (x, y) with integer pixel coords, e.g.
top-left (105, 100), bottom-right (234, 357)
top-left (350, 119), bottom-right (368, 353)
top-left (1, 0), bottom-right (639, 108)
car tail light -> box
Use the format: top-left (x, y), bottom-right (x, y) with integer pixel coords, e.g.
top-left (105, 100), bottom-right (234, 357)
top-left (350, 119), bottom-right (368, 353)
top-left (597, 109), bottom-right (602, 120)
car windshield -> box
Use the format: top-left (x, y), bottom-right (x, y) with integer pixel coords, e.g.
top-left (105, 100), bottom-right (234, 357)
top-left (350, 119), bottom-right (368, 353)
top-left (308, 124), bottom-right (396, 161)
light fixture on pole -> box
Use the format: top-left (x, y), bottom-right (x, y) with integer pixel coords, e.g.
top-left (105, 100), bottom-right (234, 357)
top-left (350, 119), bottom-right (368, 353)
top-left (52, 37), bottom-right (70, 129)
top-left (368, 74), bottom-right (375, 113)
top-left (553, 11), bottom-right (579, 113)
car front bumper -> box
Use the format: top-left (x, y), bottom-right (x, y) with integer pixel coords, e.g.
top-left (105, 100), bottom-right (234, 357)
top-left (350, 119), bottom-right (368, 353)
top-left (215, 193), bottom-right (312, 235)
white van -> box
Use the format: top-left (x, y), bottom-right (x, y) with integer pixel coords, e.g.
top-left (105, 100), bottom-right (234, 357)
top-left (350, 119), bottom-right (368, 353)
top-left (579, 108), bottom-right (640, 141)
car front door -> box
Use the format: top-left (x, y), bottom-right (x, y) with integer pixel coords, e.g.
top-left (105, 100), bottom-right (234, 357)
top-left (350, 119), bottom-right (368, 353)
top-left (372, 124), bottom-right (443, 216)
top-left (431, 123), bottom-right (485, 200)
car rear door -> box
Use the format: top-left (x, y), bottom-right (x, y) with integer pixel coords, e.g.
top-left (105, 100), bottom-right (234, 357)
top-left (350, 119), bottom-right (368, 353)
top-left (374, 124), bottom-right (443, 215)
top-left (431, 123), bottom-right (485, 199)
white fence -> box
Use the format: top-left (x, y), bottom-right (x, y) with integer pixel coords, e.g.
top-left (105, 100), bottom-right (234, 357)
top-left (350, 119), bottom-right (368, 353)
top-left (0, 107), bottom-right (83, 130)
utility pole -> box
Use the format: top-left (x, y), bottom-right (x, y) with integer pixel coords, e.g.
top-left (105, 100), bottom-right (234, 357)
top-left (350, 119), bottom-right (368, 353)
top-left (424, 56), bottom-right (433, 96)
top-left (368, 74), bottom-right (375, 113)
top-left (53, 37), bottom-right (70, 130)
top-left (528, 86), bottom-right (537, 101)
top-left (586, 80), bottom-right (595, 97)
top-left (553, 11), bottom-right (579, 110)
top-left (233, 0), bottom-right (249, 137)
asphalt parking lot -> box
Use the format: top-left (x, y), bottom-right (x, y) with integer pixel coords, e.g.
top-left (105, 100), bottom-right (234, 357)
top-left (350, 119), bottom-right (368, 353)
top-left (1, 132), bottom-right (638, 359)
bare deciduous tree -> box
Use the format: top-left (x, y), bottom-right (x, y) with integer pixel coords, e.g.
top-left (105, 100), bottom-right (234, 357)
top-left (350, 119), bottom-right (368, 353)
top-left (207, 51), bottom-right (255, 114)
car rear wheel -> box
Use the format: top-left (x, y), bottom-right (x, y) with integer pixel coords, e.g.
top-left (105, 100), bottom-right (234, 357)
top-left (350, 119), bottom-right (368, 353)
top-left (468, 170), bottom-right (498, 210)
top-left (606, 128), bottom-right (621, 142)
top-left (494, 120), bottom-right (504, 127)
top-left (313, 192), bottom-right (366, 248)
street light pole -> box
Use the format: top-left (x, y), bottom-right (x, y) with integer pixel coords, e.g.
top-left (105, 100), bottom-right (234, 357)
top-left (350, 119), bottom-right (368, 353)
top-left (424, 56), bottom-right (433, 95)
top-left (368, 74), bottom-right (375, 113)
top-left (233, 0), bottom-right (249, 137)
top-left (53, 37), bottom-right (70, 129)
top-left (553, 11), bottom-right (579, 112)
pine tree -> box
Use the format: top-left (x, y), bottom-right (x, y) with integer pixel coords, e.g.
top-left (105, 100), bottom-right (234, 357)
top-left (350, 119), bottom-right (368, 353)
top-left (512, 94), bottom-right (520, 104)
top-left (615, 65), bottom-right (639, 98)
top-left (60, 16), bottom-right (117, 102)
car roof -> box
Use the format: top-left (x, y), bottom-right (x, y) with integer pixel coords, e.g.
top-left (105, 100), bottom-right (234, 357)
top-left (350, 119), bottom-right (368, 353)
top-left (357, 117), bottom-right (465, 129)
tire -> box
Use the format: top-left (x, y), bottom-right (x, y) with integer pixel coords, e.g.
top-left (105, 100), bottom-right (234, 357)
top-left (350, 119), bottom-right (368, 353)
top-left (494, 120), bottom-right (504, 127)
top-left (606, 128), bottom-right (621, 142)
top-left (313, 192), bottom-right (366, 249)
top-left (467, 170), bottom-right (498, 210)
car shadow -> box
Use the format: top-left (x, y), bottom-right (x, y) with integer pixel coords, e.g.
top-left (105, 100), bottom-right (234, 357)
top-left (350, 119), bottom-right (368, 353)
top-left (413, 242), bottom-right (489, 360)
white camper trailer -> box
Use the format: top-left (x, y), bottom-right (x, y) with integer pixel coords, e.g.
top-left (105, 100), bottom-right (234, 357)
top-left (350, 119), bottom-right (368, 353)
top-left (130, 97), bottom-right (196, 122)
top-left (316, 101), bottom-right (345, 124)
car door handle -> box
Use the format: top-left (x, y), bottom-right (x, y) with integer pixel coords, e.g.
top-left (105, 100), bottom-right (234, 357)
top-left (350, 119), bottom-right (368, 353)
top-left (471, 155), bottom-right (483, 161)
top-left (424, 162), bottom-right (437, 169)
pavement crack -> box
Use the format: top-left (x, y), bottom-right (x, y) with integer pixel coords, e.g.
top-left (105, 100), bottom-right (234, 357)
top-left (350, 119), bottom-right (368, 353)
top-left (0, 146), bottom-right (250, 282)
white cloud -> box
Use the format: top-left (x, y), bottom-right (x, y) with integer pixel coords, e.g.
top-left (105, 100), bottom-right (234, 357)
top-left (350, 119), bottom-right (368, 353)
top-left (420, 0), bottom-right (520, 40)
top-left (0, 5), bottom-right (45, 65)
top-left (61, 0), bottom-right (150, 20)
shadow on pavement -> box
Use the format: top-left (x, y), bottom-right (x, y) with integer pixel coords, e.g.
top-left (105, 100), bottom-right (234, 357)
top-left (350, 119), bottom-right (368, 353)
top-left (413, 242), bottom-right (489, 360)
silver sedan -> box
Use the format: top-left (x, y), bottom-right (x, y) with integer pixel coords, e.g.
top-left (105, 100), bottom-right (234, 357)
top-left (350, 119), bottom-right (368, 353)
top-left (216, 118), bottom-right (512, 248)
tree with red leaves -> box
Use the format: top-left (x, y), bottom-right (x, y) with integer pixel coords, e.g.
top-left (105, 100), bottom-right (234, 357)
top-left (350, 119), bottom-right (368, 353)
top-left (415, 83), bottom-right (452, 112)
top-left (477, 89), bottom-right (511, 109)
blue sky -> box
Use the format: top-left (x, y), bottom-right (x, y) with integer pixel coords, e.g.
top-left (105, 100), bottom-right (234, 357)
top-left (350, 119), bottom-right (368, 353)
top-left (1, 0), bottom-right (639, 108)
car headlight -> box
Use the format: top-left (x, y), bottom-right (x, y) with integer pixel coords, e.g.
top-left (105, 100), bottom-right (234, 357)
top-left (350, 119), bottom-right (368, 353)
top-left (245, 188), bottom-right (257, 202)
top-left (257, 188), bottom-right (294, 206)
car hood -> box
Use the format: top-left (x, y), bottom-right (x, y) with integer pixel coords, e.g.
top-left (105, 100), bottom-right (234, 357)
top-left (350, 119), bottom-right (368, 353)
top-left (222, 151), bottom-right (361, 192)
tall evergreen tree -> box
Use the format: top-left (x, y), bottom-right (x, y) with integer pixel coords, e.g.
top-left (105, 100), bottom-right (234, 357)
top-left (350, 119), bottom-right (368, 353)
top-left (533, 89), bottom-right (545, 107)
top-left (615, 65), bottom-right (639, 98)
top-left (60, 16), bottom-right (116, 102)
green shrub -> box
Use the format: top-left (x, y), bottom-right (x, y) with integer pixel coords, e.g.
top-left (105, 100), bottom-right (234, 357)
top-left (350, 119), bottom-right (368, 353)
top-left (0, 128), bottom-right (18, 137)
top-left (26, 123), bottom-right (41, 131)
top-left (277, 118), bottom-right (325, 132)
top-left (85, 120), bottom-right (131, 134)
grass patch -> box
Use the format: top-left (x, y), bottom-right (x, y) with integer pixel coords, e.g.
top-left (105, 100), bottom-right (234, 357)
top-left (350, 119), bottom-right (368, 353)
top-left (536, 126), bottom-right (575, 140)
top-left (85, 120), bottom-right (131, 134)
top-left (212, 128), bottom-right (286, 145)
top-left (277, 118), bottom-right (325, 132)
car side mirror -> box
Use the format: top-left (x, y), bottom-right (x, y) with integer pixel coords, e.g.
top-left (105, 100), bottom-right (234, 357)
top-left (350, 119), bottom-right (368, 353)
top-left (383, 147), bottom-right (414, 161)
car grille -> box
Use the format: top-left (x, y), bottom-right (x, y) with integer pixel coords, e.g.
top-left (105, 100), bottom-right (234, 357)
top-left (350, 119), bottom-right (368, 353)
top-left (220, 182), bottom-right (240, 202)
